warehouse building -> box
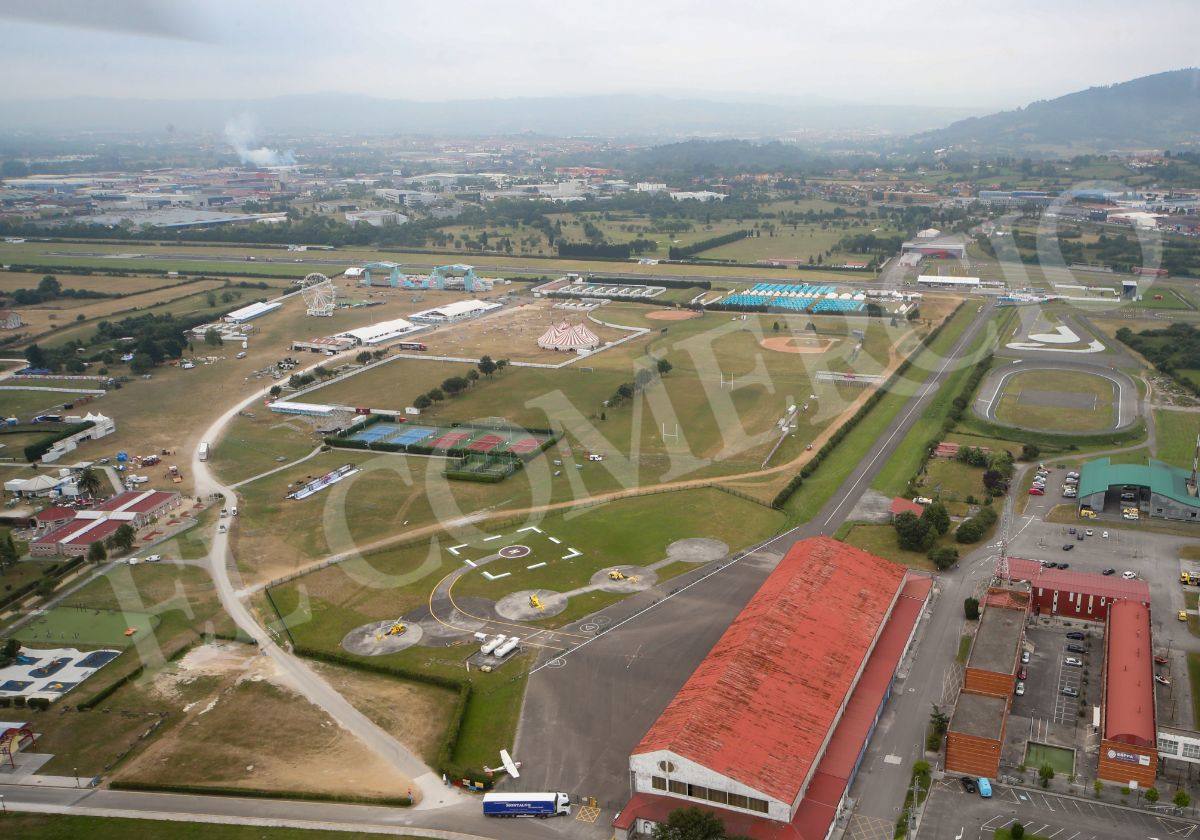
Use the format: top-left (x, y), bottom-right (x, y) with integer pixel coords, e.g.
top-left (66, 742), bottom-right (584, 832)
top-left (1004, 558), bottom-right (1150, 622)
top-left (334, 317), bottom-right (421, 346)
top-left (1077, 458), bottom-right (1200, 523)
top-left (1099, 601), bottom-right (1158, 787)
top-left (916, 275), bottom-right (980, 291)
top-left (616, 537), bottom-right (932, 839)
top-left (902, 235), bottom-right (968, 259)
top-left (944, 587), bottom-right (1029, 779)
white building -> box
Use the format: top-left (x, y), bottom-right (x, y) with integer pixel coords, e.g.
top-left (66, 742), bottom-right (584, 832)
top-left (41, 412), bottom-right (116, 463)
top-left (223, 300), bottom-right (281, 323)
top-left (635, 182), bottom-right (668, 193)
top-left (374, 188), bottom-right (440, 207)
top-left (334, 317), bottom-right (421, 346)
top-left (409, 299), bottom-right (501, 323)
top-left (670, 191), bottom-right (726, 202)
top-left (916, 275), bottom-right (981, 290)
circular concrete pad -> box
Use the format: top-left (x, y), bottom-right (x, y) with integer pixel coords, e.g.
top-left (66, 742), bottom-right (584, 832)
top-left (590, 565), bottom-right (658, 593)
top-left (342, 619), bottom-right (425, 656)
top-left (495, 589), bottom-right (568, 620)
top-left (666, 538), bottom-right (728, 564)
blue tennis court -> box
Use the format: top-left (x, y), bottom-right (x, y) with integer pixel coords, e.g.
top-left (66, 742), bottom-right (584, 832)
top-left (389, 425), bottom-right (436, 445)
top-left (347, 424), bottom-right (398, 443)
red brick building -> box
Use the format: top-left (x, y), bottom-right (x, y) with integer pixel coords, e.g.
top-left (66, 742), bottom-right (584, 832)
top-left (1005, 558), bottom-right (1150, 622)
top-left (1098, 601), bottom-right (1158, 787)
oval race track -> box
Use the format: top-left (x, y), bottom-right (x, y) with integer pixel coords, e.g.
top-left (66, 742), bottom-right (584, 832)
top-left (973, 359), bottom-right (1140, 431)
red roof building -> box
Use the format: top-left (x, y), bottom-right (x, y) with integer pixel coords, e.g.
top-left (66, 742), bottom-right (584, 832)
top-left (1098, 600), bottom-right (1157, 787)
top-left (1004, 557), bottom-right (1149, 621)
top-left (32, 506), bottom-right (75, 532)
top-left (619, 537), bottom-right (930, 838)
top-left (889, 497), bottom-right (924, 519)
top-left (29, 489), bottom-right (180, 557)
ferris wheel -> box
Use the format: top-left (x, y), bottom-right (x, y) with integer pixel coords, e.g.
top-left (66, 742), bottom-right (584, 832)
top-left (300, 272), bottom-right (336, 316)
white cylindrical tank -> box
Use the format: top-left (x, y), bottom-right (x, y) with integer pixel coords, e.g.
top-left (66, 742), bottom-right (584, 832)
top-left (481, 635), bottom-right (506, 656)
top-left (495, 637), bottom-right (520, 658)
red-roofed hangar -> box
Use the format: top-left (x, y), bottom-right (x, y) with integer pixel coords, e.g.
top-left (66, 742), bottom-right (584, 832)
top-left (616, 537), bottom-right (932, 840)
top-left (1098, 600), bottom-right (1157, 787)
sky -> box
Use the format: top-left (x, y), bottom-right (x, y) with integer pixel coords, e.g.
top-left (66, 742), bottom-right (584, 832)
top-left (2, 0), bottom-right (1198, 109)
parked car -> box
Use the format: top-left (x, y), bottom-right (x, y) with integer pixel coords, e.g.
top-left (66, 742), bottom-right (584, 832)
top-left (1066, 632), bottom-right (1086, 640)
top-left (1062, 544), bottom-right (1074, 551)
top-left (1029, 487), bottom-right (1044, 496)
top-left (1102, 568), bottom-right (1116, 576)
top-left (977, 778), bottom-right (992, 798)
top-left (1015, 681), bottom-right (1025, 696)
top-left (1060, 563), bottom-right (1070, 569)
top-left (1101, 531), bottom-right (1109, 539)
top-left (1064, 657), bottom-right (1083, 667)
top-left (1067, 527), bottom-right (1076, 534)
top-left (1085, 529), bottom-right (1094, 536)
top-left (1180, 611), bottom-right (1189, 622)
top-left (1021, 650), bottom-right (1031, 664)
top-left (960, 776), bottom-right (977, 794)
top-left (1018, 666), bottom-right (1028, 680)
top-left (1156, 675), bottom-right (1172, 686)
top-left (1122, 571), bottom-right (1138, 580)
top-left (1155, 655), bottom-right (1169, 666)
top-left (1066, 644), bottom-right (1085, 654)
top-left (1076, 533), bottom-right (1084, 541)
top-left (1062, 686), bottom-right (1079, 697)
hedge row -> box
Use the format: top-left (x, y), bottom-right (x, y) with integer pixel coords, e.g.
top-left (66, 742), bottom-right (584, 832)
top-left (668, 229), bottom-right (750, 260)
top-left (292, 645), bottom-right (490, 785)
top-left (957, 414), bottom-right (1147, 451)
top-left (108, 780), bottom-right (412, 808)
top-left (0, 555), bottom-right (86, 611)
top-left (772, 302), bottom-right (965, 509)
top-left (23, 421), bottom-right (94, 462)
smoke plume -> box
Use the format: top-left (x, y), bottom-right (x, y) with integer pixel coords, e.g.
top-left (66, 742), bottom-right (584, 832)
top-left (224, 115), bottom-right (295, 167)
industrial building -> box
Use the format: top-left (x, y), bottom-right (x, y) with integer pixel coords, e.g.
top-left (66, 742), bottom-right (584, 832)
top-left (223, 300), bottom-right (281, 324)
top-left (616, 537), bottom-right (931, 840)
top-left (1004, 558), bottom-right (1150, 621)
top-left (901, 235), bottom-right (968, 259)
top-left (30, 489), bottom-right (182, 557)
top-left (944, 588), bottom-right (1028, 779)
top-left (409, 299), bottom-right (500, 323)
top-left (1099, 601), bottom-right (1157, 787)
top-left (1077, 458), bottom-right (1200, 522)
top-left (292, 336), bottom-right (357, 354)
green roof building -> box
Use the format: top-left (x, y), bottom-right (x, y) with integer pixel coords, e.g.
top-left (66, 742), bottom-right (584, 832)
top-left (1077, 457), bottom-right (1200, 522)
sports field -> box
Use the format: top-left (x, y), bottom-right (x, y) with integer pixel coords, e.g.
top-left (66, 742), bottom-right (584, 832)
top-left (993, 370), bottom-right (1115, 432)
top-left (15, 604), bottom-right (159, 647)
top-left (1025, 742), bottom-right (1075, 776)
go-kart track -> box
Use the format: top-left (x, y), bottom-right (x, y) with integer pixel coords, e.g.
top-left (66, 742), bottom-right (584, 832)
top-left (974, 360), bottom-right (1139, 431)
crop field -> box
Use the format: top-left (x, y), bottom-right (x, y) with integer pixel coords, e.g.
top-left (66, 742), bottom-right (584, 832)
top-left (702, 221), bottom-right (900, 265)
top-left (14, 279), bottom-right (229, 337)
top-left (993, 369), bottom-right (1115, 432)
top-left (0, 270), bottom-right (192, 295)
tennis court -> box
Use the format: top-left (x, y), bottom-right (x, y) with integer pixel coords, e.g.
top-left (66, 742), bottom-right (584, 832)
top-left (467, 433), bottom-right (505, 453)
top-left (346, 423), bottom-right (399, 443)
top-left (389, 425), bottom-right (436, 445)
top-left (430, 431), bottom-right (470, 450)
top-left (508, 436), bottom-right (541, 454)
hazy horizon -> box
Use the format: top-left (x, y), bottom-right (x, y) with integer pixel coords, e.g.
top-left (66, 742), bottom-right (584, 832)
top-left (2, 0), bottom-right (1198, 111)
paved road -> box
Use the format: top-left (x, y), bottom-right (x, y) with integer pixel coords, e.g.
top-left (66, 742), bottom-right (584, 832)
top-left (513, 300), bottom-right (998, 816)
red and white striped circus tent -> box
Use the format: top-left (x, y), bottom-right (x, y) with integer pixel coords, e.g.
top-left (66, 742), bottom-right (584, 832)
top-left (537, 321), bottom-right (601, 352)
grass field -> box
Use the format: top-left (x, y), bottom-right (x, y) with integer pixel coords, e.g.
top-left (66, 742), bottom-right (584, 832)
top-left (838, 523), bottom-right (946, 571)
top-left (0, 270), bottom-right (195, 295)
top-left (1025, 742), bottom-right (1075, 776)
top-left (14, 604), bottom-right (159, 647)
top-left (0, 815), bottom-right (431, 840)
top-left (1155, 409), bottom-right (1200, 471)
top-left (993, 369), bottom-right (1116, 433)
top-left (0, 389), bottom-right (79, 422)
top-left (1190, 653), bottom-right (1200, 728)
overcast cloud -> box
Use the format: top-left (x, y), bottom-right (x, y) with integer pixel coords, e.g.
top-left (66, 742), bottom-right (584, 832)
top-left (1, 0), bottom-right (1197, 108)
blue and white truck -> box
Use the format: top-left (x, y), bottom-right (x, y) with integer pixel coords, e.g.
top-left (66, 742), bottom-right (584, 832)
top-left (482, 791), bottom-right (571, 818)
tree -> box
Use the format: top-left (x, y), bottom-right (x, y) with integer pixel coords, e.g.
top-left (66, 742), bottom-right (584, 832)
top-left (1146, 787), bottom-right (1159, 805)
top-left (0, 530), bottom-right (18, 571)
top-left (1094, 779), bottom-right (1103, 798)
top-left (37, 275), bottom-right (62, 297)
top-left (467, 369), bottom-right (480, 384)
top-left (203, 328), bottom-right (224, 347)
top-left (441, 376), bottom-right (470, 396)
top-left (413, 394), bottom-right (432, 410)
top-left (77, 467), bottom-right (103, 498)
top-left (87, 541), bottom-right (107, 565)
top-left (964, 597), bottom-right (980, 620)
top-left (356, 351), bottom-right (372, 365)
top-left (928, 546), bottom-right (959, 570)
top-left (1010, 823), bottom-right (1025, 840)
top-left (496, 358), bottom-right (509, 373)
top-left (112, 523), bottom-right (136, 553)
top-left (656, 358), bottom-right (673, 376)
top-left (269, 385), bottom-right (282, 398)
top-left (427, 388), bottom-right (444, 403)
top-left (1021, 443), bottom-right (1040, 461)
top-left (478, 355), bottom-right (497, 377)
top-left (24, 343), bottom-right (48, 370)
top-left (1038, 763), bottom-right (1054, 788)
top-left (772, 321), bottom-right (780, 332)
top-left (651, 806), bottom-right (728, 840)
top-left (921, 501), bottom-right (950, 536)
top-left (1174, 789), bottom-right (1191, 810)
top-left (894, 511), bottom-right (934, 552)
top-left (130, 352), bottom-right (155, 375)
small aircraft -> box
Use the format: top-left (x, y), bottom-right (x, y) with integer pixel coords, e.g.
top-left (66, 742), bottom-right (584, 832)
top-left (483, 748), bottom-right (522, 778)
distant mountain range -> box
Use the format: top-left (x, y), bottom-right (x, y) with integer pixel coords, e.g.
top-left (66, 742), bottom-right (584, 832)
top-left (0, 93), bottom-right (978, 139)
top-left (909, 68), bottom-right (1200, 154)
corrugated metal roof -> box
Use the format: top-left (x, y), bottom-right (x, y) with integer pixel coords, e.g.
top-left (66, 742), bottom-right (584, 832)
top-left (631, 536), bottom-right (907, 805)
top-left (1104, 600), bottom-right (1156, 747)
top-left (1078, 457), bottom-right (1200, 508)
top-left (1006, 557), bottom-right (1151, 602)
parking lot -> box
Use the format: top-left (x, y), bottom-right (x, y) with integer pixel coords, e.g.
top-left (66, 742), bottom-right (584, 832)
top-left (918, 778), bottom-right (1200, 840)
top-left (1012, 624), bottom-right (1094, 728)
